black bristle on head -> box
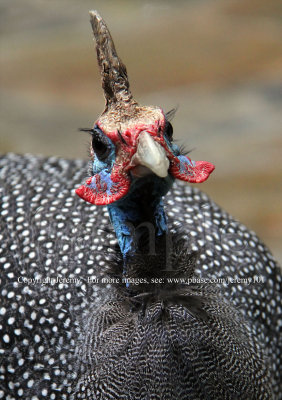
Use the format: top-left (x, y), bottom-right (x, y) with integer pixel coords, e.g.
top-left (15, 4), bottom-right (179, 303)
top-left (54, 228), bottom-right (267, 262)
top-left (179, 144), bottom-right (194, 156)
top-left (164, 108), bottom-right (177, 141)
top-left (79, 128), bottom-right (94, 135)
top-left (165, 107), bottom-right (178, 122)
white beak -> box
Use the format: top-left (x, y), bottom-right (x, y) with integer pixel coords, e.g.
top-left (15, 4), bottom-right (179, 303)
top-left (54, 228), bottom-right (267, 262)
top-left (130, 131), bottom-right (169, 178)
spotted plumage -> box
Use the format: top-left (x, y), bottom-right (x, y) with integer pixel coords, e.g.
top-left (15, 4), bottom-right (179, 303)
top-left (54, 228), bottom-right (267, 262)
top-left (0, 153), bottom-right (281, 399)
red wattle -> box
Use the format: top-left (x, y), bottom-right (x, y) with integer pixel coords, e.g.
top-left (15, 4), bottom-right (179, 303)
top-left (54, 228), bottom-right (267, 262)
top-left (170, 158), bottom-right (215, 183)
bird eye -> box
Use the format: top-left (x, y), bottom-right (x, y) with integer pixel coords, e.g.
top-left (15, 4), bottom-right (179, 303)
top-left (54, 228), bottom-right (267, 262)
top-left (91, 127), bottom-right (111, 161)
top-left (165, 121), bottom-right (173, 141)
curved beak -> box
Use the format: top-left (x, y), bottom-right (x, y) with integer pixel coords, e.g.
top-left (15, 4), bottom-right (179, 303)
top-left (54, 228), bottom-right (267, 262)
top-left (129, 131), bottom-right (170, 178)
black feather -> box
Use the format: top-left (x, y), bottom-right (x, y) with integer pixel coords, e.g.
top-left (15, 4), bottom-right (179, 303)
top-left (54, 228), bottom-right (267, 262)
top-left (79, 127), bottom-right (94, 135)
top-left (165, 107), bottom-right (178, 121)
top-left (179, 143), bottom-right (195, 156)
top-left (102, 231), bottom-right (213, 322)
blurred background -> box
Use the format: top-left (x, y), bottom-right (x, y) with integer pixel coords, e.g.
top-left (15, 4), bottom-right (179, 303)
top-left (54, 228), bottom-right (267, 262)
top-left (0, 0), bottom-right (281, 263)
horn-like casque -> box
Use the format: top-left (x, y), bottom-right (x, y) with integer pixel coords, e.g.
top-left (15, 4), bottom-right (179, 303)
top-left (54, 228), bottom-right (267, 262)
top-left (89, 10), bottom-right (135, 110)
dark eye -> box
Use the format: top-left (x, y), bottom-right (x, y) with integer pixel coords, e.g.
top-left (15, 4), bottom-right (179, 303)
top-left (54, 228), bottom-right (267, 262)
top-left (165, 121), bottom-right (173, 141)
top-left (91, 127), bottom-right (111, 161)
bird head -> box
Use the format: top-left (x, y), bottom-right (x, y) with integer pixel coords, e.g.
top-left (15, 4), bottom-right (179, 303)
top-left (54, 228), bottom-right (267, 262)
top-left (75, 11), bottom-right (214, 206)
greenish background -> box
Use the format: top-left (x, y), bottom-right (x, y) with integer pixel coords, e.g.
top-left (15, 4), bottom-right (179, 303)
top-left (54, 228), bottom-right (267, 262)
top-left (0, 0), bottom-right (281, 263)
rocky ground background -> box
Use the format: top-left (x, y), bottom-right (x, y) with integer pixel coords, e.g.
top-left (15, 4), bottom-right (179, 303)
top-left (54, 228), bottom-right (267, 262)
top-left (0, 0), bottom-right (281, 263)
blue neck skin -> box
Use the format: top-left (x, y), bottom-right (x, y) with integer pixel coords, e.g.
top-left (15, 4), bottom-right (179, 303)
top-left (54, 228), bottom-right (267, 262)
top-left (107, 174), bottom-right (174, 259)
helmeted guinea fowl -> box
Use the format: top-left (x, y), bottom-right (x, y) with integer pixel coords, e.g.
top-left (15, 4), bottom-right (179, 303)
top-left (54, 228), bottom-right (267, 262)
top-left (0, 10), bottom-right (281, 400)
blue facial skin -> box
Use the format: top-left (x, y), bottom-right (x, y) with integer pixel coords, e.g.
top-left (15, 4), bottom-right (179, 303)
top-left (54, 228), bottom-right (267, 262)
top-left (89, 169), bottom-right (117, 197)
top-left (165, 139), bottom-right (180, 157)
top-left (91, 129), bottom-right (183, 271)
top-left (107, 174), bottom-right (174, 257)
